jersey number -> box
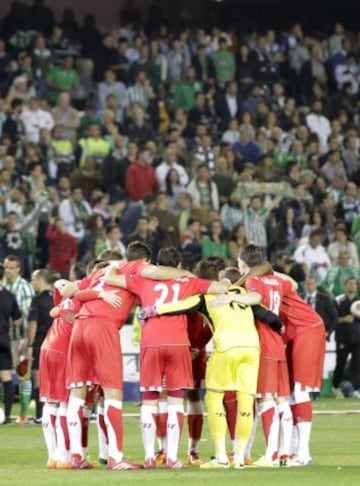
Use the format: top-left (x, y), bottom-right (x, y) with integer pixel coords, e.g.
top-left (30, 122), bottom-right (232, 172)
top-left (269, 290), bottom-right (281, 315)
top-left (154, 283), bottom-right (181, 305)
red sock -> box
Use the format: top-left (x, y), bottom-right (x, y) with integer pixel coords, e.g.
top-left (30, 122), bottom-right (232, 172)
top-left (82, 417), bottom-right (89, 449)
top-left (60, 415), bottom-right (70, 450)
top-left (187, 414), bottom-right (203, 442)
top-left (223, 395), bottom-right (237, 441)
top-left (107, 406), bottom-right (123, 452)
top-left (292, 402), bottom-right (312, 423)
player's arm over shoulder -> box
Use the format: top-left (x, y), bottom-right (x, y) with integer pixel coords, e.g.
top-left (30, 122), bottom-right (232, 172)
top-left (140, 264), bottom-right (193, 280)
top-left (273, 271), bottom-right (298, 293)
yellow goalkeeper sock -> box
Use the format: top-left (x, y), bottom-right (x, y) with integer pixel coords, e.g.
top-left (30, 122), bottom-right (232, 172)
top-left (234, 391), bottom-right (254, 463)
top-left (205, 390), bottom-right (227, 463)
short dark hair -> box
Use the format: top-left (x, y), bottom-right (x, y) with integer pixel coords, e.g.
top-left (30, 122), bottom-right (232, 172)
top-left (126, 241), bottom-right (152, 262)
top-left (223, 266), bottom-right (240, 284)
top-left (71, 262), bottom-right (87, 280)
top-left (194, 260), bottom-right (218, 281)
top-left (206, 256), bottom-right (226, 272)
top-left (98, 249), bottom-right (123, 261)
top-left (106, 223), bottom-right (120, 236)
top-left (238, 244), bottom-right (263, 268)
top-left (4, 254), bottom-right (21, 267)
top-left (35, 268), bottom-right (52, 285)
top-left (156, 247), bottom-right (182, 268)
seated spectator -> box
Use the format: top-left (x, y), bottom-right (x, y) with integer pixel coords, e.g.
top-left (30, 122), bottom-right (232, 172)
top-left (188, 92), bottom-right (214, 128)
top-left (233, 125), bottom-right (262, 165)
top-left (151, 192), bottom-right (179, 247)
top-left (273, 205), bottom-right (302, 252)
top-left (343, 135), bottom-right (360, 179)
top-left (192, 43), bottom-right (215, 83)
top-left (174, 66), bottom-right (203, 110)
top-left (58, 186), bottom-right (92, 241)
top-left (187, 164), bottom-right (219, 212)
top-left (328, 226), bottom-right (359, 269)
top-left (78, 123), bottom-right (111, 167)
top-left (255, 154), bottom-right (280, 182)
top-left (306, 99), bottom-right (331, 153)
top-left (294, 229), bottom-right (331, 281)
top-left (20, 97), bottom-right (54, 143)
top-left (221, 118), bottom-right (240, 145)
top-left (240, 84), bottom-right (264, 115)
top-left (96, 222), bottom-right (126, 257)
top-left (216, 81), bottom-right (241, 129)
top-left (249, 35), bottom-right (277, 82)
top-left (126, 102), bottom-right (154, 146)
top-left (5, 74), bottom-right (36, 110)
top-left (176, 192), bottom-right (207, 235)
top-left (336, 182), bottom-right (360, 233)
top-left (180, 218), bottom-right (202, 259)
top-left (70, 156), bottom-right (104, 201)
top-left (155, 143), bottom-right (189, 191)
top-left (167, 37), bottom-right (191, 84)
top-left (201, 218), bottom-right (228, 259)
top-left (322, 251), bottom-right (360, 297)
top-left (321, 149), bottom-right (348, 184)
top-left (165, 168), bottom-right (186, 211)
top-left (127, 70), bottom-right (153, 108)
top-left (127, 215), bottom-right (163, 259)
top-left (194, 135), bottom-right (216, 174)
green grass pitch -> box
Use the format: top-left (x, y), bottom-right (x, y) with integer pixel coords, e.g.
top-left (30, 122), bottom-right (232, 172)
top-left (1, 399), bottom-right (360, 486)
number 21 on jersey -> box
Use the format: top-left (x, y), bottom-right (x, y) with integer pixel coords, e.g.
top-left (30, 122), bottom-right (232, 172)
top-left (154, 283), bottom-right (181, 305)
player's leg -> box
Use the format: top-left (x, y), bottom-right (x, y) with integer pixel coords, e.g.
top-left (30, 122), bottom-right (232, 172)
top-left (32, 366), bottom-right (43, 422)
top-left (244, 401), bottom-right (258, 464)
top-left (96, 395), bottom-right (109, 464)
top-left (42, 400), bottom-right (59, 468)
top-left (156, 393), bottom-right (168, 464)
top-left (56, 401), bottom-right (71, 468)
top-left (290, 388), bottom-right (313, 466)
top-left (187, 388), bottom-right (203, 465)
top-left (234, 391), bottom-right (254, 468)
top-left (67, 386), bottom-right (90, 468)
top-left (276, 396), bottom-right (293, 466)
top-left (13, 339), bottom-right (32, 423)
top-left (0, 340), bottom-right (14, 423)
top-left (223, 390), bottom-right (237, 457)
top-left (166, 390), bottom-right (186, 468)
top-left (141, 390), bottom-right (159, 468)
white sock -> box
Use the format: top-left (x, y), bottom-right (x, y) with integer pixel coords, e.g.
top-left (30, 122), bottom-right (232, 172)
top-left (97, 407), bottom-right (109, 459)
top-left (245, 408), bottom-right (258, 458)
top-left (277, 402), bottom-right (293, 457)
top-left (290, 426), bottom-right (299, 455)
top-left (104, 399), bottom-right (123, 462)
top-left (157, 400), bottom-right (168, 452)
top-left (297, 421), bottom-right (312, 460)
top-left (258, 400), bottom-right (279, 462)
top-left (140, 404), bottom-right (157, 460)
top-left (42, 404), bottom-right (57, 460)
top-left (56, 406), bottom-right (70, 463)
top-left (166, 403), bottom-right (184, 462)
top-left (67, 396), bottom-right (85, 457)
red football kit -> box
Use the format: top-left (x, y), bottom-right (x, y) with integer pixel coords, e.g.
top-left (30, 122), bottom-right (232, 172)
top-left (245, 275), bottom-right (292, 397)
top-left (66, 261), bottom-right (145, 389)
top-left (187, 312), bottom-right (212, 388)
top-left (125, 275), bottom-right (212, 391)
top-left (280, 292), bottom-right (326, 392)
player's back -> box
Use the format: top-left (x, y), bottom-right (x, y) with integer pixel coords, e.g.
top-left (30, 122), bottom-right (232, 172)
top-left (187, 312), bottom-right (212, 349)
top-left (77, 260), bottom-right (145, 328)
top-left (204, 286), bottom-right (260, 352)
top-left (246, 274), bottom-right (291, 360)
top-left (42, 297), bottom-right (74, 352)
top-left (280, 292), bottom-right (324, 331)
top-left (126, 275), bottom-right (211, 347)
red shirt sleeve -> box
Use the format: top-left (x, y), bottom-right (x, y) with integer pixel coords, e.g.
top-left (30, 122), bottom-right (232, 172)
top-left (76, 275), bottom-right (93, 291)
top-left (245, 277), bottom-right (262, 293)
top-left (188, 277), bottom-right (213, 295)
top-left (125, 274), bottom-right (142, 295)
top-left (282, 280), bottom-right (292, 296)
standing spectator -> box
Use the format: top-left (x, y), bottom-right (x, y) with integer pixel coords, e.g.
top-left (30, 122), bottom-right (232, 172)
top-left (243, 194), bottom-right (281, 256)
top-left (227, 223), bottom-right (248, 262)
top-left (322, 251), bottom-right (360, 297)
top-left (97, 69), bottom-right (129, 122)
top-left (46, 56), bottom-right (79, 105)
top-left (216, 81), bottom-right (241, 129)
top-left (333, 277), bottom-right (360, 397)
top-left (201, 219), bottom-right (228, 259)
top-left (78, 123), bottom-right (111, 167)
top-left (304, 274), bottom-right (338, 339)
top-left (45, 216), bottom-right (77, 277)
top-left (232, 126), bottom-right (262, 165)
top-left (321, 150), bottom-right (348, 184)
top-left (2, 98), bottom-right (24, 143)
top-left (125, 146), bottom-right (158, 201)
top-left (306, 100), bottom-right (331, 153)
top-left (343, 135), bottom-right (360, 179)
top-left (294, 229), bottom-right (331, 281)
top-left (51, 92), bottom-right (79, 145)
top-left (26, 269), bottom-right (53, 422)
top-left (187, 164), bottom-right (219, 212)
top-left (0, 263), bottom-right (21, 424)
top-left (58, 186), bottom-right (92, 241)
top-left (3, 255), bottom-right (35, 424)
top-left (127, 70), bottom-right (153, 108)
top-left (220, 192), bottom-right (244, 232)
top-left (212, 37), bottom-right (235, 84)
top-left (192, 43), bottom-right (215, 83)
top-left (167, 37), bottom-right (191, 83)
top-left (165, 168), bottom-right (186, 211)
top-left (70, 156), bottom-right (104, 201)
top-left (20, 97), bottom-right (54, 143)
top-left (174, 66), bottom-right (203, 110)
top-left (151, 192), bottom-right (179, 247)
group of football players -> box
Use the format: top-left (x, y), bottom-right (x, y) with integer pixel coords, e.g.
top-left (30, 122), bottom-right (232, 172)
top-left (38, 240), bottom-right (326, 471)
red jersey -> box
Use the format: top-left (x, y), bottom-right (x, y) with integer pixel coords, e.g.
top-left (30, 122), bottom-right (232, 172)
top-left (76, 260), bottom-right (145, 329)
top-left (42, 297), bottom-right (75, 353)
top-left (246, 275), bottom-right (292, 360)
top-left (125, 275), bottom-right (212, 347)
top-left (280, 292), bottom-right (324, 332)
top-left (187, 313), bottom-right (212, 349)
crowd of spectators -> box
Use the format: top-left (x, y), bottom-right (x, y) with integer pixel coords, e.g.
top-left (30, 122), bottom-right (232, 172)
top-left (0, 1), bottom-right (360, 394)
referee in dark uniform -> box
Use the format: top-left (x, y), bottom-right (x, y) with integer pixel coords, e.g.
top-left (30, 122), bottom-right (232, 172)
top-left (26, 269), bottom-right (53, 422)
top-left (0, 264), bottom-right (22, 423)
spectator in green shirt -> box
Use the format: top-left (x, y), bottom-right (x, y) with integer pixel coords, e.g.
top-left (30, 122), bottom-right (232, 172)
top-left (174, 66), bottom-right (203, 110)
top-left (322, 251), bottom-right (360, 297)
top-left (212, 37), bottom-right (235, 84)
top-left (201, 219), bottom-right (228, 259)
top-left (46, 56), bottom-right (79, 105)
